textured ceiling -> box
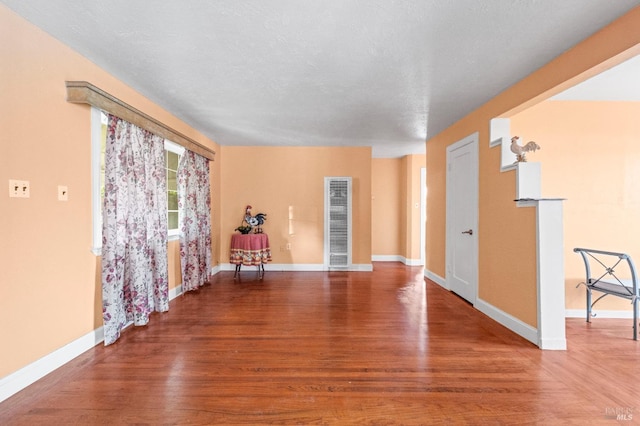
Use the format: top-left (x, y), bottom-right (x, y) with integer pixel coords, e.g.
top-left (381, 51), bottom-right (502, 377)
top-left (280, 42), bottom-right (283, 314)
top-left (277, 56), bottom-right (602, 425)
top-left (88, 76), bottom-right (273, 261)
top-left (2, 1), bottom-right (638, 157)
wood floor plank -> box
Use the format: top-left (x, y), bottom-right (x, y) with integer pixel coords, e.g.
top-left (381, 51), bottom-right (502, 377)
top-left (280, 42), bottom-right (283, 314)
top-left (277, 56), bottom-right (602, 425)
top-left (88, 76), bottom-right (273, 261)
top-left (1, 263), bottom-right (638, 424)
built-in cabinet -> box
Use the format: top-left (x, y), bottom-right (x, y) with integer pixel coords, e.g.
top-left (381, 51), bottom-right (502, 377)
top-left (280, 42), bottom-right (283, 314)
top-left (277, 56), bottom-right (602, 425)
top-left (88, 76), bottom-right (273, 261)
top-left (324, 177), bottom-right (352, 269)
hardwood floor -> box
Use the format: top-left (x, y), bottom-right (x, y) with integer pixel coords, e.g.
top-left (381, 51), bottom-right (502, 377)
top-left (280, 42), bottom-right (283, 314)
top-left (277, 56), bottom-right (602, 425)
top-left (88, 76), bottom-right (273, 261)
top-left (1, 263), bottom-right (638, 425)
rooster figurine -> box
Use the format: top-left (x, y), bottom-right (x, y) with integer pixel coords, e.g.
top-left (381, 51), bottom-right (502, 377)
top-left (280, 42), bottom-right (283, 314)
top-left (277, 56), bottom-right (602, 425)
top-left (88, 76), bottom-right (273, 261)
top-left (244, 205), bottom-right (267, 233)
top-left (510, 136), bottom-right (540, 163)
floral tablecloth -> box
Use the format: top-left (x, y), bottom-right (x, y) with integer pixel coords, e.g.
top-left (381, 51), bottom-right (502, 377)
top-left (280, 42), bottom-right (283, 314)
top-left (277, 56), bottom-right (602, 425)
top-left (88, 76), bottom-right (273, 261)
top-left (230, 233), bottom-right (272, 266)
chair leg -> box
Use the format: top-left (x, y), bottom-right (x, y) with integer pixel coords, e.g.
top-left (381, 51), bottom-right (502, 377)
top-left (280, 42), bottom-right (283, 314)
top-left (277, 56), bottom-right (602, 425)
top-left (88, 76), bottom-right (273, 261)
top-left (633, 299), bottom-right (638, 341)
top-left (586, 289), bottom-right (592, 323)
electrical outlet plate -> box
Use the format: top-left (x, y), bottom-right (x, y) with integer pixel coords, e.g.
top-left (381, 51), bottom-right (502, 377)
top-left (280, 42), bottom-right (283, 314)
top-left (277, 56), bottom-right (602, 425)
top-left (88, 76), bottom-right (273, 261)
top-left (9, 179), bottom-right (30, 198)
top-left (58, 185), bottom-right (68, 201)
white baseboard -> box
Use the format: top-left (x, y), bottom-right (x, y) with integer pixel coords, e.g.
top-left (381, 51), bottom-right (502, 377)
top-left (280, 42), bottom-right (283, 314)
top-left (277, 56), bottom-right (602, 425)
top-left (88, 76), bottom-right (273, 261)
top-left (372, 255), bottom-right (403, 262)
top-left (351, 263), bottom-right (374, 272)
top-left (372, 255), bottom-right (423, 266)
top-left (210, 264), bottom-right (221, 276)
top-left (0, 281), bottom-right (186, 404)
top-left (169, 284), bottom-right (182, 299)
top-left (0, 327), bottom-right (104, 403)
top-left (475, 297), bottom-right (539, 347)
top-left (424, 269), bottom-right (446, 288)
top-left (539, 337), bottom-right (567, 350)
top-left (219, 263), bottom-right (373, 272)
top-left (565, 309), bottom-right (635, 319)
top-left (219, 263), bottom-right (324, 272)
top-left (426, 275), bottom-right (562, 349)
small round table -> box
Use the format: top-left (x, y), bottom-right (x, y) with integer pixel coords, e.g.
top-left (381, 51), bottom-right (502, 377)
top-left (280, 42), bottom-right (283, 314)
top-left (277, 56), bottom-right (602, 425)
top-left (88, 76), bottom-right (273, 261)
top-left (229, 233), bottom-right (272, 279)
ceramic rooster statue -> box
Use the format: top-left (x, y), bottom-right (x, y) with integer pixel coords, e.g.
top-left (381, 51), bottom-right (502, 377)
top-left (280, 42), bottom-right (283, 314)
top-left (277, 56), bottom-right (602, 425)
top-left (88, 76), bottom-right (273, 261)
top-left (244, 205), bottom-right (267, 233)
top-left (510, 136), bottom-right (540, 163)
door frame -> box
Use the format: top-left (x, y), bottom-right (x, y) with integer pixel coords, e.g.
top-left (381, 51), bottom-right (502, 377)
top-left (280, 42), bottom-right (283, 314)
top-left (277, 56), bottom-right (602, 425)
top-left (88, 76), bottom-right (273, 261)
top-left (445, 132), bottom-right (479, 303)
top-left (420, 167), bottom-right (426, 266)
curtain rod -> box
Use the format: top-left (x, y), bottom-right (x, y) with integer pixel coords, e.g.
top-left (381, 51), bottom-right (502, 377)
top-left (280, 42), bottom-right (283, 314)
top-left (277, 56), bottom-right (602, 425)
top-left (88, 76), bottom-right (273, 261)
top-left (65, 81), bottom-right (215, 161)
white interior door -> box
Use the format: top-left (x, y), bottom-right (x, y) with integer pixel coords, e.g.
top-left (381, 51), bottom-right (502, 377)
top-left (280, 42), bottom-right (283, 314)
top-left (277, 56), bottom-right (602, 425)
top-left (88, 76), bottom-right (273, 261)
top-left (446, 133), bottom-right (478, 304)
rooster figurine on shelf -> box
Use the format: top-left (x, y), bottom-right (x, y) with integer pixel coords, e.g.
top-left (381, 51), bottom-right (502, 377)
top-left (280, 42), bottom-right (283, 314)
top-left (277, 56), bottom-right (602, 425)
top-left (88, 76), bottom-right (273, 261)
top-left (243, 205), bottom-right (267, 234)
top-left (510, 136), bottom-right (540, 163)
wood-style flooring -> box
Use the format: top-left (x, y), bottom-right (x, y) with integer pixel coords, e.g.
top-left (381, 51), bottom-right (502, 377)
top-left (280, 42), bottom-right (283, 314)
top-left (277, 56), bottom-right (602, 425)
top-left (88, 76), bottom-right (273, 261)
top-left (1, 263), bottom-right (639, 425)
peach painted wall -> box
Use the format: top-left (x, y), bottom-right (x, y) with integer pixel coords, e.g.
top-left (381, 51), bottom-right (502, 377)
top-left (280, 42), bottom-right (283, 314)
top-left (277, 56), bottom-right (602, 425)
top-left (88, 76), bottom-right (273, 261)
top-left (210, 149), bottom-right (222, 270)
top-left (372, 158), bottom-right (402, 256)
top-left (426, 7), bottom-right (640, 328)
top-left (399, 158), bottom-right (408, 258)
top-left (0, 5), bottom-right (219, 379)
top-left (371, 155), bottom-right (424, 261)
top-left (219, 146), bottom-right (371, 266)
top-left (425, 143), bottom-right (446, 278)
top-left (405, 154), bottom-right (426, 262)
top-left (511, 100), bottom-right (640, 312)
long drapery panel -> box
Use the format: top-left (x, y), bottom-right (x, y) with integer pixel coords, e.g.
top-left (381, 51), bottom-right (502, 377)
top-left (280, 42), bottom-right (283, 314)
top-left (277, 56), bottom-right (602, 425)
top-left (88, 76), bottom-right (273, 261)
top-left (101, 114), bottom-right (169, 345)
top-left (178, 150), bottom-right (211, 292)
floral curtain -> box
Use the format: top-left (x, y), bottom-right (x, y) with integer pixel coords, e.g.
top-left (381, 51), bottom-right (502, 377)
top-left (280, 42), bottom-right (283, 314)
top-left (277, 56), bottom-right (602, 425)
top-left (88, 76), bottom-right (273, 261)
top-left (101, 114), bottom-right (169, 345)
top-left (178, 150), bottom-right (211, 292)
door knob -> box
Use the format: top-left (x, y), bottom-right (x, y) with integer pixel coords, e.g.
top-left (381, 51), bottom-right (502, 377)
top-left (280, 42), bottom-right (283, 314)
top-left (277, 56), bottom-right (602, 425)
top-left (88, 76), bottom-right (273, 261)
top-left (461, 229), bottom-right (473, 235)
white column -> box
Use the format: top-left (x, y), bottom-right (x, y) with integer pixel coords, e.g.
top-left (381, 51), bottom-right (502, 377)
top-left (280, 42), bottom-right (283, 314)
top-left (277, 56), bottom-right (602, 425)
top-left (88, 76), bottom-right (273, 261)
top-left (536, 199), bottom-right (567, 350)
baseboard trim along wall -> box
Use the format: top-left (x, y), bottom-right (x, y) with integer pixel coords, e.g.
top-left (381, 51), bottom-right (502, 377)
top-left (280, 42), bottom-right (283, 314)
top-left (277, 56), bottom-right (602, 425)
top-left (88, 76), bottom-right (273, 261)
top-left (424, 269), bottom-right (446, 288)
top-left (372, 255), bottom-right (403, 262)
top-left (0, 282), bottom-right (186, 404)
top-left (210, 264), bottom-right (221, 276)
top-left (474, 297), bottom-right (539, 346)
top-left (371, 255), bottom-right (423, 266)
top-left (424, 270), bottom-right (548, 349)
top-left (169, 284), bottom-right (183, 299)
top-left (218, 263), bottom-right (374, 272)
top-left (0, 327), bottom-right (104, 404)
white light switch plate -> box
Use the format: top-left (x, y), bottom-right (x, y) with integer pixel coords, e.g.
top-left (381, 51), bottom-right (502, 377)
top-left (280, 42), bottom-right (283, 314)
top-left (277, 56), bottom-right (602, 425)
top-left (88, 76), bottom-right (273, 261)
top-left (9, 179), bottom-right (30, 198)
top-left (58, 185), bottom-right (69, 201)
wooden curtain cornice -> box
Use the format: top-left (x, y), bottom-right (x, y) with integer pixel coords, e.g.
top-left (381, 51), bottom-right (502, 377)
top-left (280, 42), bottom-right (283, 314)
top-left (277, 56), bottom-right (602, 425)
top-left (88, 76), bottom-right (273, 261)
top-left (65, 81), bottom-right (215, 161)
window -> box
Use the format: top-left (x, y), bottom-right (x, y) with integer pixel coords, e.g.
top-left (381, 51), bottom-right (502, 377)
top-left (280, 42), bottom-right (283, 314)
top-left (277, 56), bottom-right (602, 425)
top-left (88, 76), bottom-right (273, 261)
top-left (164, 140), bottom-right (184, 237)
top-left (91, 108), bottom-right (184, 254)
top-left (91, 108), bottom-right (106, 255)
